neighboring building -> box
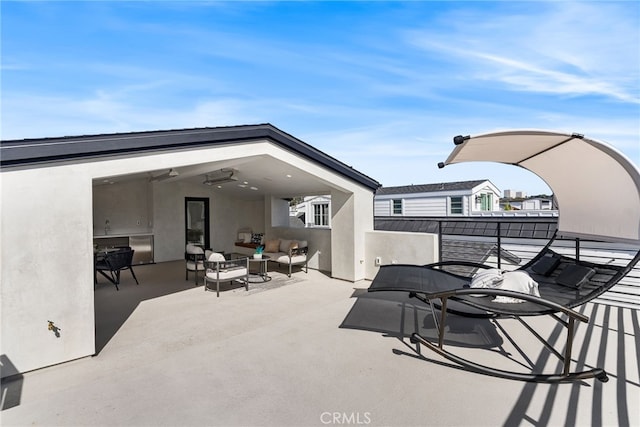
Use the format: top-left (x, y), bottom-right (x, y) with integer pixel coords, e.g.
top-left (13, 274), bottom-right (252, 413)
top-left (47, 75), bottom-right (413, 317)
top-left (504, 189), bottom-right (527, 199)
top-left (290, 195), bottom-right (331, 228)
top-left (375, 179), bottom-right (501, 217)
top-left (503, 197), bottom-right (554, 211)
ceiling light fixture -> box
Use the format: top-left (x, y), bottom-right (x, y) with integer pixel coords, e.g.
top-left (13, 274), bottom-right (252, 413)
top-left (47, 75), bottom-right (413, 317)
top-left (203, 168), bottom-right (238, 186)
top-left (150, 168), bottom-right (180, 182)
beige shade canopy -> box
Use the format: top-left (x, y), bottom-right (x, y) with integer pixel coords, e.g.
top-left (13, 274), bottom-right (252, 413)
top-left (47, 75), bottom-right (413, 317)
top-left (440, 130), bottom-right (640, 244)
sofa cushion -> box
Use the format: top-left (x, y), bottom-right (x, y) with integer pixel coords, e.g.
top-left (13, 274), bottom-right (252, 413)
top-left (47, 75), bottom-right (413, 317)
top-left (279, 239), bottom-right (292, 252)
top-left (206, 267), bottom-right (247, 281)
top-left (273, 253), bottom-right (307, 265)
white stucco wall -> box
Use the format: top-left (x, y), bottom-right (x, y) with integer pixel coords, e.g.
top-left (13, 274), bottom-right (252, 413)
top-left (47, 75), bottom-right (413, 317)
top-left (151, 180), bottom-right (264, 262)
top-left (364, 231), bottom-right (439, 280)
top-left (330, 187), bottom-right (373, 282)
top-left (1, 165), bottom-right (96, 377)
top-left (93, 178), bottom-right (153, 236)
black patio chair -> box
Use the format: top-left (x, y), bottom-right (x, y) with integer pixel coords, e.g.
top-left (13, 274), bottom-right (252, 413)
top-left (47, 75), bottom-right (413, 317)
top-left (95, 247), bottom-right (139, 290)
top-left (368, 235), bottom-right (640, 383)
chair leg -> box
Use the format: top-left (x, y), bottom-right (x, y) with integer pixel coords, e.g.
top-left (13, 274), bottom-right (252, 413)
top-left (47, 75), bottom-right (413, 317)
top-left (113, 271), bottom-right (120, 291)
top-left (217, 281), bottom-right (220, 297)
top-left (129, 266), bottom-right (139, 285)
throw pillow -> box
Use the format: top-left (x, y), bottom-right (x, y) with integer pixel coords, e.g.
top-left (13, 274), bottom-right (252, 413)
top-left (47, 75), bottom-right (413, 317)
top-left (279, 239), bottom-right (292, 253)
top-left (264, 239), bottom-right (280, 253)
top-left (289, 241), bottom-right (299, 251)
top-left (251, 233), bottom-right (264, 244)
top-left (556, 264), bottom-right (596, 288)
top-left (531, 254), bottom-right (561, 276)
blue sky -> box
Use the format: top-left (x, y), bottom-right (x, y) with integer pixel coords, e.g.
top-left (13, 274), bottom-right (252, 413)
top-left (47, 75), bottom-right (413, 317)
top-left (2, 1), bottom-right (639, 195)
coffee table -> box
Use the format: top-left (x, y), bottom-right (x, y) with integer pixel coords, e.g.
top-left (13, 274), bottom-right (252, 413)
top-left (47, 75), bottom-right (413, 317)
top-left (247, 255), bottom-right (271, 282)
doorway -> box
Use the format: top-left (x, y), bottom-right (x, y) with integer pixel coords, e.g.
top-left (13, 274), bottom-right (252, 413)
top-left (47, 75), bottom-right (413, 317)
top-left (185, 197), bottom-right (210, 249)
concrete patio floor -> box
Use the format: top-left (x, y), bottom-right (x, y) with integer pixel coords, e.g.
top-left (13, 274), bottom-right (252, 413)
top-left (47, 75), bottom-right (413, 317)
top-left (2, 261), bottom-right (639, 426)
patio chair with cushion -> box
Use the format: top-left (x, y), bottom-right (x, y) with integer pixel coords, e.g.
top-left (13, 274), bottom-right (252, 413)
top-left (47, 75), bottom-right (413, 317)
top-left (368, 131), bottom-right (640, 383)
top-left (185, 244), bottom-right (206, 285)
top-left (203, 252), bottom-right (249, 297)
top-left (94, 247), bottom-right (139, 291)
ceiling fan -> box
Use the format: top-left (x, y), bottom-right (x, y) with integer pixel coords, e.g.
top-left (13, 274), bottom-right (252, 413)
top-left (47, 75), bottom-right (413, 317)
top-left (203, 168), bottom-right (238, 186)
top-left (149, 168), bottom-right (180, 182)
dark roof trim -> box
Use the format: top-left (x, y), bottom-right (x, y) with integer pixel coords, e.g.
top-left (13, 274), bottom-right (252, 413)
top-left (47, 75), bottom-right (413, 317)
top-left (0, 123), bottom-right (381, 191)
top-left (376, 179), bottom-right (491, 195)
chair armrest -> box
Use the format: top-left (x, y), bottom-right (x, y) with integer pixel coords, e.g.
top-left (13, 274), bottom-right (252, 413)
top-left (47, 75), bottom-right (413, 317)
top-left (204, 257), bottom-right (249, 271)
top-left (185, 253), bottom-right (205, 262)
top-left (289, 246), bottom-right (308, 257)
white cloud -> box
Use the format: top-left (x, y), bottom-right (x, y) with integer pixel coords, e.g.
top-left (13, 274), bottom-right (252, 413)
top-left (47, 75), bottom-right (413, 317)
top-left (405, 2), bottom-right (639, 103)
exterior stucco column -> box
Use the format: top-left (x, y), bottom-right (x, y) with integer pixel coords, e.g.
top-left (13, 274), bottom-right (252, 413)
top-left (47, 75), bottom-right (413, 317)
top-left (330, 188), bottom-right (373, 282)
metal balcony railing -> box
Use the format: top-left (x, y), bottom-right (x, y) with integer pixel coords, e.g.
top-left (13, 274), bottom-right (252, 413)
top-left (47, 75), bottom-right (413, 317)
top-left (374, 216), bottom-right (640, 309)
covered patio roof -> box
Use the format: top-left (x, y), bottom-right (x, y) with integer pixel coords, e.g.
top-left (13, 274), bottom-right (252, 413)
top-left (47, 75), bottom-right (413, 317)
top-left (0, 123), bottom-right (381, 198)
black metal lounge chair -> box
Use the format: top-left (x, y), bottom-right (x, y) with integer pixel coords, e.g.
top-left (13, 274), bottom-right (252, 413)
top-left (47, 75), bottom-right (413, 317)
top-left (369, 235), bottom-right (640, 383)
top-left (95, 247), bottom-right (139, 290)
top-left (368, 130), bottom-right (640, 383)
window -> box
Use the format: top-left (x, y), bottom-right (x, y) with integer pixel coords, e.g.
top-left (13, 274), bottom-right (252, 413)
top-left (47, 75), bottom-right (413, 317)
top-left (450, 196), bottom-right (463, 215)
top-left (313, 203), bottom-right (329, 226)
top-left (392, 199), bottom-right (403, 215)
top-left (481, 193), bottom-right (492, 211)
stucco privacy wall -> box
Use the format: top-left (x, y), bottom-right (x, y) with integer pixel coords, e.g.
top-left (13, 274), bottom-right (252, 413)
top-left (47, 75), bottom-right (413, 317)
top-left (1, 164), bottom-right (96, 377)
top-left (331, 188), bottom-right (374, 282)
top-left (1, 139), bottom-right (375, 377)
top-left (364, 231), bottom-right (439, 280)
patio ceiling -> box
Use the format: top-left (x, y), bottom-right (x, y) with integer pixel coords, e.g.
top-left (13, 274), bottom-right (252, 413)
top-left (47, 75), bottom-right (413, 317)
top-left (93, 154), bottom-right (336, 200)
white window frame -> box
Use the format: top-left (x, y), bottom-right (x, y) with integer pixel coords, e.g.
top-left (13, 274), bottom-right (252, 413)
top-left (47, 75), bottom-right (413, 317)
top-left (392, 199), bottom-right (403, 215)
top-left (312, 202), bottom-right (330, 227)
top-left (449, 196), bottom-right (463, 215)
